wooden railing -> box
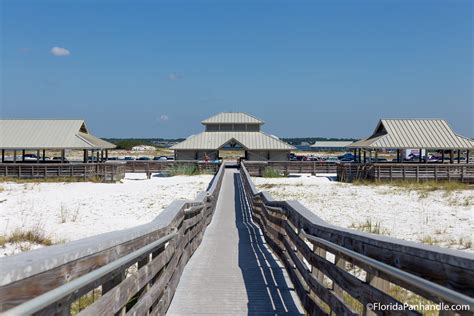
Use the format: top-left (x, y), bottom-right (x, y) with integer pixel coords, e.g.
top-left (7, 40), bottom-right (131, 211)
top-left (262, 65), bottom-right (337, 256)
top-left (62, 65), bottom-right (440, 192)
top-left (0, 163), bottom-right (225, 315)
top-left (243, 161), bottom-right (338, 176)
top-left (125, 160), bottom-right (221, 177)
top-left (0, 162), bottom-right (126, 182)
top-left (240, 163), bottom-right (474, 315)
top-left (337, 163), bottom-right (474, 183)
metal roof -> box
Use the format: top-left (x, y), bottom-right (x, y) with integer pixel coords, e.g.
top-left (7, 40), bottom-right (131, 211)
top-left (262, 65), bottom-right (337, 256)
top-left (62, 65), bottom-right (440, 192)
top-left (311, 141), bottom-right (354, 148)
top-left (171, 132), bottom-right (294, 150)
top-left (201, 112), bottom-right (264, 125)
top-left (0, 120), bottom-right (116, 150)
top-left (349, 119), bottom-right (474, 150)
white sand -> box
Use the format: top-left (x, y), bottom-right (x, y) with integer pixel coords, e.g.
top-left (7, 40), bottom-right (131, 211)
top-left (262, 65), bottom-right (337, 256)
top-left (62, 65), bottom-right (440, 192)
top-left (253, 174), bottom-right (474, 251)
top-left (0, 173), bottom-right (212, 257)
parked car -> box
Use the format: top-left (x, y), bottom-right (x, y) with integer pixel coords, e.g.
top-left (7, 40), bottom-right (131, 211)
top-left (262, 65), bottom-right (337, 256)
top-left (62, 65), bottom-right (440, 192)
top-left (51, 157), bottom-right (69, 163)
top-left (88, 156), bottom-right (99, 162)
top-left (137, 157), bottom-right (151, 161)
top-left (153, 156), bottom-right (168, 161)
top-left (23, 154), bottom-right (40, 161)
top-left (166, 156), bottom-right (175, 161)
top-left (123, 156), bottom-right (135, 161)
top-left (325, 157), bottom-right (339, 162)
top-left (337, 153), bottom-right (355, 160)
top-left (106, 157), bottom-right (118, 161)
top-left (339, 157), bottom-right (354, 162)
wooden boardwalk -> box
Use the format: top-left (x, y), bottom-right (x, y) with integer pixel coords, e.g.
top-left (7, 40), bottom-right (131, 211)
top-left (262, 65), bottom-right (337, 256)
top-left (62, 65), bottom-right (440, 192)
top-left (167, 168), bottom-right (304, 315)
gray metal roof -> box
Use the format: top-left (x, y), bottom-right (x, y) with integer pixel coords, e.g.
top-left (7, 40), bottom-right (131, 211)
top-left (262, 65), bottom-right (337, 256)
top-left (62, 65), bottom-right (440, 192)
top-left (0, 120), bottom-right (116, 150)
top-left (201, 112), bottom-right (264, 125)
top-left (171, 132), bottom-right (294, 150)
top-left (349, 119), bottom-right (474, 150)
top-left (311, 141), bottom-right (354, 148)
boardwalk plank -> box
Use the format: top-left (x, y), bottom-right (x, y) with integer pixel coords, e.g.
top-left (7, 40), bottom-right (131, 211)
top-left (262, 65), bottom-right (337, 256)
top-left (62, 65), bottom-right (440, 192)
top-left (167, 169), bottom-right (304, 315)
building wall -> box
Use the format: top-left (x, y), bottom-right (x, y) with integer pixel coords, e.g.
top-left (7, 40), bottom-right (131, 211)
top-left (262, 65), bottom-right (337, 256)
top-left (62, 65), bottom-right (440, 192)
top-left (246, 150), bottom-right (290, 161)
top-left (174, 150), bottom-right (217, 161)
top-left (204, 123), bottom-right (261, 132)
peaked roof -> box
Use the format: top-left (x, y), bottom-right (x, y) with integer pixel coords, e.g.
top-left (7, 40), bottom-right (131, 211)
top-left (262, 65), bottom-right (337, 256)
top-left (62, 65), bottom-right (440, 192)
top-left (171, 132), bottom-right (294, 150)
top-left (0, 120), bottom-right (116, 149)
top-left (349, 119), bottom-right (474, 150)
top-left (201, 112), bottom-right (264, 124)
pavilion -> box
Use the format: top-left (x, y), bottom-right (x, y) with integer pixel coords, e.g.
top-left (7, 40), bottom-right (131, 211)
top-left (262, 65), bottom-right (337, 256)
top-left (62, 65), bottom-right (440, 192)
top-left (348, 119), bottom-right (473, 163)
top-left (171, 112), bottom-right (295, 161)
top-left (0, 119), bottom-right (116, 163)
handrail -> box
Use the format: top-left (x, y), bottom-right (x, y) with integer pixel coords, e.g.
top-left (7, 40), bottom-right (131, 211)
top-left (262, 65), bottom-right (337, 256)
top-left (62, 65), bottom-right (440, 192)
top-left (302, 231), bottom-right (474, 310)
top-left (239, 161), bottom-right (474, 315)
top-left (2, 232), bottom-right (177, 316)
top-left (0, 162), bottom-right (226, 315)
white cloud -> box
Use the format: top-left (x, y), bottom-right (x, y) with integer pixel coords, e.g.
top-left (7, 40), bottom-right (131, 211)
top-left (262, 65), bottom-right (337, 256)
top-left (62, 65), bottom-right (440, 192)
top-left (158, 115), bottom-right (169, 122)
top-left (50, 46), bottom-right (70, 57)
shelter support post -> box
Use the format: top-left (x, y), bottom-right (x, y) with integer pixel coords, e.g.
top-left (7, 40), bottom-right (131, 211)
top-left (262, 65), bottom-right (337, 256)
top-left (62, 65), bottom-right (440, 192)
top-left (36, 150), bottom-right (40, 163)
top-left (419, 148), bottom-right (422, 162)
top-left (397, 149), bottom-right (400, 162)
top-left (101, 150), bottom-right (104, 162)
top-left (374, 150), bottom-right (378, 162)
top-left (441, 151), bottom-right (445, 163)
top-left (467, 150), bottom-right (470, 164)
top-left (61, 149), bottom-right (65, 163)
top-left (13, 150), bottom-right (17, 163)
top-left (22, 150), bottom-right (25, 162)
top-left (96, 150), bottom-right (100, 163)
top-left (42, 149), bottom-right (46, 162)
top-left (105, 149), bottom-right (108, 161)
top-left (457, 150), bottom-right (461, 164)
top-left (450, 150), bottom-right (454, 164)
top-left (83, 150), bottom-right (87, 163)
top-left (363, 150), bottom-right (367, 163)
top-left (1, 149), bottom-right (4, 163)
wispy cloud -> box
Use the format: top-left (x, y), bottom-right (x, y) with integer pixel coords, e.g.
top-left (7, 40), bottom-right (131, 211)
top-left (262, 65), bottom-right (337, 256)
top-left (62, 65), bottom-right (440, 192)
top-left (158, 114), bottom-right (169, 122)
top-left (167, 73), bottom-right (181, 80)
top-left (50, 46), bottom-right (71, 57)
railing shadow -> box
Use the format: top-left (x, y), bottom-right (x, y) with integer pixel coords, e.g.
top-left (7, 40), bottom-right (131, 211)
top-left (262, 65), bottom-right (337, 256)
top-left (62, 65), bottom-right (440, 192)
top-left (233, 174), bottom-right (303, 315)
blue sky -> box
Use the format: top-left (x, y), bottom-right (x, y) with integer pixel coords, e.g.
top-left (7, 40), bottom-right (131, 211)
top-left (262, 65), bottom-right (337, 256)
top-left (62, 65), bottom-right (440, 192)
top-left (1, 0), bottom-right (472, 138)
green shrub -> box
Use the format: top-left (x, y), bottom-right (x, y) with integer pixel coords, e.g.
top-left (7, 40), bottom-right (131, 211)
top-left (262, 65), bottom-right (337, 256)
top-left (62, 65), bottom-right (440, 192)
top-left (262, 167), bottom-right (283, 178)
top-left (168, 164), bottom-right (199, 176)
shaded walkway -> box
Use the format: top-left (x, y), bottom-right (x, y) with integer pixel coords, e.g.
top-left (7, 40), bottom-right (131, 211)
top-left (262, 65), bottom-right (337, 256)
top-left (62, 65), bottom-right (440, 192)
top-left (167, 168), bottom-right (303, 315)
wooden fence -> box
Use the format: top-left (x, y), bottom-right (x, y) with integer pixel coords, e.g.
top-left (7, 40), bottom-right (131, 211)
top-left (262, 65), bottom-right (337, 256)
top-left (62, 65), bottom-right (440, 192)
top-left (0, 162), bottom-right (126, 182)
top-left (240, 163), bottom-right (474, 315)
top-left (337, 163), bottom-right (474, 183)
top-left (125, 160), bottom-right (221, 178)
top-left (0, 163), bottom-right (225, 315)
top-left (244, 161), bottom-right (338, 176)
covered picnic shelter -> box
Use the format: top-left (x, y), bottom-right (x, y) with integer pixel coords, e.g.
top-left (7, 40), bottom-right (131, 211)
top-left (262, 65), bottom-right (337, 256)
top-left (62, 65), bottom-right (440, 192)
top-left (349, 119), bottom-right (473, 163)
top-left (0, 119), bottom-right (116, 163)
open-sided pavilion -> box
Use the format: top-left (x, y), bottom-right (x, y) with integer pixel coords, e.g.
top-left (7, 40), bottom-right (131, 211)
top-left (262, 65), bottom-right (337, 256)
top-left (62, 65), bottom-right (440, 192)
top-left (0, 119), bottom-right (116, 163)
top-left (348, 119), bottom-right (473, 164)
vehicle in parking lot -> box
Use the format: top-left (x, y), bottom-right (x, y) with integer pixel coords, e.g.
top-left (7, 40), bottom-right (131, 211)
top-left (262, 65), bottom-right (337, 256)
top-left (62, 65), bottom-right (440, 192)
top-left (23, 154), bottom-right (40, 161)
top-left (137, 157), bottom-right (151, 160)
top-left (153, 156), bottom-right (168, 161)
top-left (51, 157), bottom-right (69, 163)
top-left (124, 157), bottom-right (135, 161)
top-left (325, 157), bottom-right (339, 163)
